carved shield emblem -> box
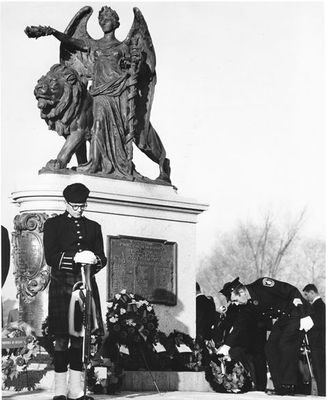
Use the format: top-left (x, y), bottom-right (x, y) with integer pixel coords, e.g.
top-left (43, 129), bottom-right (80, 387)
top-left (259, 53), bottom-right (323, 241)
top-left (14, 231), bottom-right (44, 278)
top-left (12, 213), bottom-right (51, 303)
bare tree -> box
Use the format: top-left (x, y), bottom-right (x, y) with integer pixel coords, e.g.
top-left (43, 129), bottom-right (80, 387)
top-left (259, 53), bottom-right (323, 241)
top-left (197, 209), bottom-right (312, 302)
top-left (238, 209), bottom-right (305, 278)
top-left (283, 238), bottom-right (326, 297)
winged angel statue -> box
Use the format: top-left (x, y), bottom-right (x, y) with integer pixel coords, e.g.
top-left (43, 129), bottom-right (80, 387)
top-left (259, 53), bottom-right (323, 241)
top-left (25, 6), bottom-right (171, 184)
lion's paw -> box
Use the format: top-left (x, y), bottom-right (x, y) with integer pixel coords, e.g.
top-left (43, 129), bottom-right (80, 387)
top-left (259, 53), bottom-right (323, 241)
top-left (45, 159), bottom-right (65, 170)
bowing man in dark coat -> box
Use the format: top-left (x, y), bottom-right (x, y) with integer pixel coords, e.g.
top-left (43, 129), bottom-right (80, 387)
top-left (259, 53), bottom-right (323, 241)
top-left (196, 282), bottom-right (217, 366)
top-left (220, 277), bottom-right (313, 396)
top-left (217, 295), bottom-right (269, 390)
top-left (303, 284), bottom-right (326, 396)
top-left (44, 183), bottom-right (107, 400)
top-left (196, 282), bottom-right (216, 341)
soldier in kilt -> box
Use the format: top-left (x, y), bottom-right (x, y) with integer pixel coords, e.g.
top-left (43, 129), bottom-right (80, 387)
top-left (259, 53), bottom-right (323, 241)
top-left (44, 183), bottom-right (107, 400)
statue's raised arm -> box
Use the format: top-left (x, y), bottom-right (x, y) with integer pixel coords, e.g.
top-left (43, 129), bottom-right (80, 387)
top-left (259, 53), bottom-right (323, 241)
top-left (25, 25), bottom-right (87, 52)
top-left (25, 6), bottom-right (94, 83)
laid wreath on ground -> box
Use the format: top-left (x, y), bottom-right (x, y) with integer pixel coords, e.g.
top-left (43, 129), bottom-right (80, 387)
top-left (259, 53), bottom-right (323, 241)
top-left (87, 358), bottom-right (124, 395)
top-left (89, 290), bottom-right (162, 390)
top-left (2, 321), bottom-right (38, 391)
top-left (205, 352), bottom-right (252, 393)
top-left (105, 293), bottom-right (204, 372)
top-left (142, 330), bottom-right (172, 371)
top-left (166, 330), bottom-right (203, 371)
top-left (104, 290), bottom-right (160, 370)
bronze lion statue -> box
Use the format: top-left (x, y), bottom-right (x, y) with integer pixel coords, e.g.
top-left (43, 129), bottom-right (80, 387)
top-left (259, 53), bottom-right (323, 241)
top-left (34, 63), bottom-right (93, 171)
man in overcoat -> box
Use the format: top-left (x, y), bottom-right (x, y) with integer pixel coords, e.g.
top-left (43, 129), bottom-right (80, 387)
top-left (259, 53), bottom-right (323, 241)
top-left (44, 183), bottom-right (107, 400)
top-left (220, 277), bottom-right (313, 396)
top-left (217, 291), bottom-right (270, 391)
top-left (196, 282), bottom-right (217, 341)
top-left (303, 284), bottom-right (326, 396)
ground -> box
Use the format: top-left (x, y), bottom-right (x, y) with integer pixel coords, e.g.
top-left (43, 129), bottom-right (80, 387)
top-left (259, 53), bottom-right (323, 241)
top-left (1, 390), bottom-right (316, 400)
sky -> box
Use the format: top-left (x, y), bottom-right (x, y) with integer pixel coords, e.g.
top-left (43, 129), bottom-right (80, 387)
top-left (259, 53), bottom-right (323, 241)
top-left (1, 1), bottom-right (325, 300)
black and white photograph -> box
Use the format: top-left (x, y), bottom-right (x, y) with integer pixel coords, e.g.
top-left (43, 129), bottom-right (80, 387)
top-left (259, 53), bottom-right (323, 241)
top-left (1, 2), bottom-right (325, 399)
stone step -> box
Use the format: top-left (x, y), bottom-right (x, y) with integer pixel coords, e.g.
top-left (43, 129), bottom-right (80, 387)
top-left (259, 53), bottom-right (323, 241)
top-left (121, 371), bottom-right (214, 392)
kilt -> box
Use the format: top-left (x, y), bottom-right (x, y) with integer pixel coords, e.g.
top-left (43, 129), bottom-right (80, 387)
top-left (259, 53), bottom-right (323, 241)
top-left (48, 273), bottom-right (104, 337)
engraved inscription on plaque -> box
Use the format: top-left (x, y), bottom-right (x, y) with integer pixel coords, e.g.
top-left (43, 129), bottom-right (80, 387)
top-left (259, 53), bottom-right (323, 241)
top-left (107, 236), bottom-right (177, 305)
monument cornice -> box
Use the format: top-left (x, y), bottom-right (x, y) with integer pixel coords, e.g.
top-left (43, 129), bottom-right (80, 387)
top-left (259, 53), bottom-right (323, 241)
top-left (11, 175), bottom-right (209, 223)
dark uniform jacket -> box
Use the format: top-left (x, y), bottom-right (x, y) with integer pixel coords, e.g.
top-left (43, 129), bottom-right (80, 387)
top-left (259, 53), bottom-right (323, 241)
top-left (307, 297), bottom-right (325, 349)
top-left (196, 294), bottom-right (216, 340)
top-left (307, 297), bottom-right (326, 396)
top-left (244, 277), bottom-right (312, 389)
top-left (43, 211), bottom-right (107, 335)
top-left (246, 277), bottom-right (311, 321)
top-left (218, 304), bottom-right (269, 389)
top-left (223, 304), bottom-right (266, 351)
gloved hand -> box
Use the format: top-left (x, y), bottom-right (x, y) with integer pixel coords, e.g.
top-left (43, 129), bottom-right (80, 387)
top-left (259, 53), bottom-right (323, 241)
top-left (74, 250), bottom-right (97, 265)
top-left (218, 305), bottom-right (227, 314)
top-left (217, 344), bottom-right (230, 356)
top-left (300, 316), bottom-right (314, 332)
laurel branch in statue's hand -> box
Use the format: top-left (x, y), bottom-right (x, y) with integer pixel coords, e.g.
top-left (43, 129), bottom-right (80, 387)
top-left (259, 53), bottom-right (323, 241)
top-left (24, 26), bottom-right (55, 39)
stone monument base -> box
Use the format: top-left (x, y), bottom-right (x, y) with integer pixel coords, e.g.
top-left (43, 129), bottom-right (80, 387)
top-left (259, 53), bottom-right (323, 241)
top-left (11, 173), bottom-right (208, 337)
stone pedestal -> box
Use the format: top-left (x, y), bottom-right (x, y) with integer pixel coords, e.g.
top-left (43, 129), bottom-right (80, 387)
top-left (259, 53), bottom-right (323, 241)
top-left (12, 174), bottom-right (208, 336)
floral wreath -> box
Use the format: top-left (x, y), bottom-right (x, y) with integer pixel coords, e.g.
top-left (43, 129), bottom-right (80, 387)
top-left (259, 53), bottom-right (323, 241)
top-left (205, 350), bottom-right (252, 393)
top-left (88, 290), bottom-right (159, 394)
top-left (2, 321), bottom-right (38, 390)
top-left (106, 290), bottom-right (159, 347)
top-left (165, 330), bottom-right (203, 371)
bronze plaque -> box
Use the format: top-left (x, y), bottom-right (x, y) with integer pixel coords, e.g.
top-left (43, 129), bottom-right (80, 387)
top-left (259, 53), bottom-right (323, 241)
top-left (107, 236), bottom-right (177, 305)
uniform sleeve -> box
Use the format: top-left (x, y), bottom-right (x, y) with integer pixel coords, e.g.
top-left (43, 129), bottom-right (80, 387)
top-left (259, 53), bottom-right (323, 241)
top-left (43, 218), bottom-right (76, 272)
top-left (92, 223), bottom-right (107, 274)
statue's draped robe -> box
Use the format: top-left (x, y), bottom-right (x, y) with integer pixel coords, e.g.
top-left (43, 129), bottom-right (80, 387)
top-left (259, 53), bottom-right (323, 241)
top-left (87, 41), bottom-right (134, 177)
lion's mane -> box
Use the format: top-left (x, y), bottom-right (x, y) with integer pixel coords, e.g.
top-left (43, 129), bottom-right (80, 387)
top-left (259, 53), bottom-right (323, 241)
top-left (34, 63), bottom-right (91, 137)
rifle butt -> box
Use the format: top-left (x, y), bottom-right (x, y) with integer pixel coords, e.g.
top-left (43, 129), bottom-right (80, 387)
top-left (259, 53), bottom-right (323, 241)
top-left (311, 376), bottom-right (318, 396)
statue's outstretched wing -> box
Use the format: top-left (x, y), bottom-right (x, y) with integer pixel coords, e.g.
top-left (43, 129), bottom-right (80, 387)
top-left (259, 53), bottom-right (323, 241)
top-left (124, 8), bottom-right (157, 145)
top-left (60, 6), bottom-right (94, 85)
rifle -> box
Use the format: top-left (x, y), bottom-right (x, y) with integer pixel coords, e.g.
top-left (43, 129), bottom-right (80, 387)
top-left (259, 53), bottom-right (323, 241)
top-left (303, 333), bottom-right (318, 396)
top-left (82, 263), bottom-right (92, 399)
